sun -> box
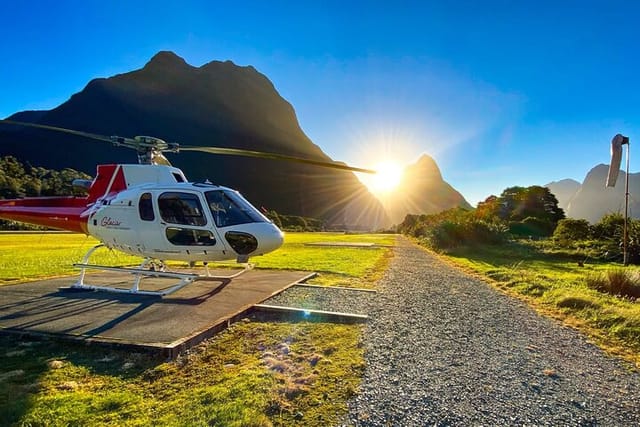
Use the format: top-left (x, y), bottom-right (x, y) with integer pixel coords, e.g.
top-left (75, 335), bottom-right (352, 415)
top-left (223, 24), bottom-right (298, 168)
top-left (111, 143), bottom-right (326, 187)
top-left (360, 160), bottom-right (404, 195)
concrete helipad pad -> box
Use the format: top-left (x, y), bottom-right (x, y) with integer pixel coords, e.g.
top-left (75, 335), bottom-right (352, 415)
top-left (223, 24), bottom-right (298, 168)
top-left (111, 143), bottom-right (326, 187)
top-left (0, 269), bottom-right (314, 357)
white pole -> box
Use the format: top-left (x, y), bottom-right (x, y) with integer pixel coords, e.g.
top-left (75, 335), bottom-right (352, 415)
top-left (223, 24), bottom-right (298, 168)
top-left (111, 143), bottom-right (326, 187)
top-left (624, 139), bottom-right (630, 265)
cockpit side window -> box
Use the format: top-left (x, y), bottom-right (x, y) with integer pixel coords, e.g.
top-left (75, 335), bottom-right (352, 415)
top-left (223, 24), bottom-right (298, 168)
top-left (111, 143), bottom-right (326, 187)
top-left (205, 190), bottom-right (268, 227)
top-left (139, 192), bottom-right (155, 221)
top-left (158, 192), bottom-right (206, 226)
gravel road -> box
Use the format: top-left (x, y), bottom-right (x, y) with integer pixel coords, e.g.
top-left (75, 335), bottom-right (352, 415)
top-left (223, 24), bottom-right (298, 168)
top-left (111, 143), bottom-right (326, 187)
top-left (342, 236), bottom-right (640, 426)
top-left (266, 237), bottom-right (640, 425)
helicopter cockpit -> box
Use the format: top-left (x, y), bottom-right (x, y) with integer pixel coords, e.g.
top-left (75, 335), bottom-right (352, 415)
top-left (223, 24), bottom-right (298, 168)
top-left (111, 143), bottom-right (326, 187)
top-left (205, 189), bottom-right (269, 228)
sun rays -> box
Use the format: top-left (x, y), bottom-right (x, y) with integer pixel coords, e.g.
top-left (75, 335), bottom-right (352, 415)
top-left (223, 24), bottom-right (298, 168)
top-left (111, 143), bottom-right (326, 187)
top-left (359, 160), bottom-right (404, 195)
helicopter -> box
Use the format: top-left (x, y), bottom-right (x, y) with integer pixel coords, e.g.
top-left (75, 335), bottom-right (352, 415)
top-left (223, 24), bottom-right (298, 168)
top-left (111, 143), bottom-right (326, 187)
top-left (0, 119), bottom-right (375, 296)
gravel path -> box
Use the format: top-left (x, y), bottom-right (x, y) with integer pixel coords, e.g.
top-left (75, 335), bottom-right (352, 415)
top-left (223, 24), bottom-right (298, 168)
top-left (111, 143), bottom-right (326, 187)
top-left (266, 237), bottom-right (640, 425)
top-left (338, 236), bottom-right (640, 426)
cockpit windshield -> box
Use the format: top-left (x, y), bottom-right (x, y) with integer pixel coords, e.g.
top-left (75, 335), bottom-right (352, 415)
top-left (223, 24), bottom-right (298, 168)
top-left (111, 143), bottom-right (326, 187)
top-left (205, 190), bottom-right (269, 227)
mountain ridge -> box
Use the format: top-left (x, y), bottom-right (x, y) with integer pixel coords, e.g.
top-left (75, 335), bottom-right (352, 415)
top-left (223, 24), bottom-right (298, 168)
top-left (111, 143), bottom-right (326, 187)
top-left (1, 51), bottom-right (469, 228)
top-left (546, 164), bottom-right (640, 223)
top-left (0, 52), bottom-right (387, 228)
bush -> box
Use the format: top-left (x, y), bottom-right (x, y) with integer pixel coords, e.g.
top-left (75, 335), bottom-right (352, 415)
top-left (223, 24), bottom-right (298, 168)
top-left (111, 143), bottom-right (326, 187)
top-left (553, 218), bottom-right (592, 244)
top-left (586, 269), bottom-right (640, 299)
top-left (588, 214), bottom-right (640, 264)
top-left (509, 217), bottom-right (554, 238)
top-left (592, 213), bottom-right (624, 240)
top-left (422, 218), bottom-right (507, 250)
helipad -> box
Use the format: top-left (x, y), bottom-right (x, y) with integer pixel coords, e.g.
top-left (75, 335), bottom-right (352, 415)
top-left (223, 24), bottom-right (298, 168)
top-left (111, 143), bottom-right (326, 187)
top-left (0, 268), bottom-right (314, 357)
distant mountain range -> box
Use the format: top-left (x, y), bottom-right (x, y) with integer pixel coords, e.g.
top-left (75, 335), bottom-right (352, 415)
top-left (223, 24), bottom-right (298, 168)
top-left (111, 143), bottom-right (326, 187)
top-left (0, 51), bottom-right (469, 228)
top-left (546, 164), bottom-right (639, 223)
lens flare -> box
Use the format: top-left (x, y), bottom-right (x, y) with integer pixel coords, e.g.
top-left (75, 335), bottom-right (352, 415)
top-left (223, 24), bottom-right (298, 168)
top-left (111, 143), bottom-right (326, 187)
top-left (361, 161), bottom-right (404, 195)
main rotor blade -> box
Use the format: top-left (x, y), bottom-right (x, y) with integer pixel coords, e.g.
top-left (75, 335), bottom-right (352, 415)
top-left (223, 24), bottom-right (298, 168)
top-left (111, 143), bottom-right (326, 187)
top-left (0, 119), bottom-right (114, 144)
top-left (180, 145), bottom-right (376, 174)
top-left (0, 119), bottom-right (376, 173)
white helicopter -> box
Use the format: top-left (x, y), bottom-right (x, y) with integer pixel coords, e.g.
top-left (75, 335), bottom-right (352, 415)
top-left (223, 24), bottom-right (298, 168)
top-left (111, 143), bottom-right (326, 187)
top-left (0, 119), bottom-right (375, 296)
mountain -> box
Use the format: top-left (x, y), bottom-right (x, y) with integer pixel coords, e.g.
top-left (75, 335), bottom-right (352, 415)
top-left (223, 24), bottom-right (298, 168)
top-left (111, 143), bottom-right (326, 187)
top-left (548, 165), bottom-right (640, 223)
top-left (383, 154), bottom-right (472, 224)
top-left (0, 51), bottom-right (388, 229)
top-left (545, 178), bottom-right (580, 211)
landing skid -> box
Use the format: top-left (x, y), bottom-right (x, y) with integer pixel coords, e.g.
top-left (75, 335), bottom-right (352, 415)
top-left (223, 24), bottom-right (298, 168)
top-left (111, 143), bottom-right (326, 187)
top-left (66, 244), bottom-right (253, 296)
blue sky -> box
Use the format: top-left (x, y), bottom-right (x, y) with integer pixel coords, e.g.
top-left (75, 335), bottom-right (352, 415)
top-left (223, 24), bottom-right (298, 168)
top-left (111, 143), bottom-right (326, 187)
top-left (1, 0), bottom-right (638, 204)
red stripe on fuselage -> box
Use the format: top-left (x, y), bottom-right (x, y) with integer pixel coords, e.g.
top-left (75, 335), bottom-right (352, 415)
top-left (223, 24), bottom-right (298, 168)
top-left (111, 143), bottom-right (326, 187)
top-left (0, 197), bottom-right (89, 233)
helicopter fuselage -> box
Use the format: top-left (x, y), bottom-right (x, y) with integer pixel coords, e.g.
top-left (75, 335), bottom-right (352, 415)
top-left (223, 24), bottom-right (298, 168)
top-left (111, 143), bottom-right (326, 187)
top-left (0, 164), bottom-right (284, 263)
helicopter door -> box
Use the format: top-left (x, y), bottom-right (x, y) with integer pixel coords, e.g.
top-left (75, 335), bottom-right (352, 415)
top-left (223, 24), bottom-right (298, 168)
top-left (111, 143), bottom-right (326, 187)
top-left (154, 191), bottom-right (227, 260)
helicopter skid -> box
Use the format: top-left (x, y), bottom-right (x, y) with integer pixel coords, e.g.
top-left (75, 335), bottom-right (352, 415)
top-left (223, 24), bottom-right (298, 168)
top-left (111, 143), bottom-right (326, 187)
top-left (69, 244), bottom-right (254, 296)
top-left (69, 262), bottom-right (255, 296)
top-left (70, 263), bottom-right (199, 296)
top-left (202, 262), bottom-right (254, 279)
top-left (70, 264), bottom-right (253, 297)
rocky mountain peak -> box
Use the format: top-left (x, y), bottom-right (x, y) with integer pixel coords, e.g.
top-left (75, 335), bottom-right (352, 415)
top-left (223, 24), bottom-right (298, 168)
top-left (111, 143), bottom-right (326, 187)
top-left (144, 51), bottom-right (190, 70)
top-left (380, 154), bottom-right (470, 224)
top-left (405, 154), bottom-right (443, 182)
top-left (549, 163), bottom-right (640, 223)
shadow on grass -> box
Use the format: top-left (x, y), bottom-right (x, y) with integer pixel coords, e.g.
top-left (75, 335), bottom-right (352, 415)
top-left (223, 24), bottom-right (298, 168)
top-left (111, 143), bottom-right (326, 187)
top-left (448, 240), bottom-right (612, 269)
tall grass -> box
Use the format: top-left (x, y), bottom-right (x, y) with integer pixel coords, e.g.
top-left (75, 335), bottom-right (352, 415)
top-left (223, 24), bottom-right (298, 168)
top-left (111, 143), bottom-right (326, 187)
top-left (586, 269), bottom-right (640, 299)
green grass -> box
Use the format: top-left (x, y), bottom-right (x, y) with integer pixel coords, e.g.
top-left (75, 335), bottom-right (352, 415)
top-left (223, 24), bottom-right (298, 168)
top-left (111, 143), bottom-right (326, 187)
top-left (256, 233), bottom-right (395, 289)
top-left (0, 233), bottom-right (140, 284)
top-left (0, 232), bottom-right (395, 426)
top-left (439, 240), bottom-right (640, 367)
top-left (0, 232), bottom-right (395, 286)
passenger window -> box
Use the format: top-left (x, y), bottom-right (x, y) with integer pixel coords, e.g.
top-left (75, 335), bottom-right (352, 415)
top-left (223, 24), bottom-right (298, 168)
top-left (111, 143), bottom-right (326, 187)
top-left (139, 193), bottom-right (155, 221)
top-left (165, 227), bottom-right (216, 246)
top-left (158, 192), bottom-right (206, 226)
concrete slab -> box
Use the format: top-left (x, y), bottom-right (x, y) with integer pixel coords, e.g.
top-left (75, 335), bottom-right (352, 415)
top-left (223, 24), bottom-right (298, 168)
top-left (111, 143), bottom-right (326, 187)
top-left (0, 268), bottom-right (315, 357)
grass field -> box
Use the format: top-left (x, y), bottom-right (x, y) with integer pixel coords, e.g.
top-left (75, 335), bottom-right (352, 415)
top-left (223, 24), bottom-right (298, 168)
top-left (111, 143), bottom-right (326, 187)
top-left (0, 232), bottom-right (395, 426)
top-left (441, 240), bottom-right (640, 367)
top-left (0, 233), bottom-right (140, 284)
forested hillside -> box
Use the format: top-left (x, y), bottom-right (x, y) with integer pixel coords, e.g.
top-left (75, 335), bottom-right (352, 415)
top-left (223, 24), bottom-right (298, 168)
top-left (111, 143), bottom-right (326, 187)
top-left (0, 156), bottom-right (91, 199)
top-left (0, 156), bottom-right (91, 229)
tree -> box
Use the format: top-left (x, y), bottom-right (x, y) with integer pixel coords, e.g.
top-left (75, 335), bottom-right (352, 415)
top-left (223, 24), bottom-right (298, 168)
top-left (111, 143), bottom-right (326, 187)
top-left (0, 156), bottom-right (92, 230)
top-left (475, 195), bottom-right (501, 220)
top-left (474, 186), bottom-right (565, 237)
top-left (499, 186), bottom-right (564, 223)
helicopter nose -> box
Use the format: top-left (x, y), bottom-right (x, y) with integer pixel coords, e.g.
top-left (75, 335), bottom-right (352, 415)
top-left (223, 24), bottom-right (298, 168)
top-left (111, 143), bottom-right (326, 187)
top-left (224, 222), bottom-right (284, 257)
top-left (258, 222), bottom-right (284, 254)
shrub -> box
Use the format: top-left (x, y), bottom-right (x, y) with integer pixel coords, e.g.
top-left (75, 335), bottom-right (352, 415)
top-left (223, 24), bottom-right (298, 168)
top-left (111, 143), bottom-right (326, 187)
top-left (423, 218), bottom-right (507, 250)
top-left (586, 269), bottom-right (640, 299)
top-left (592, 213), bottom-right (624, 240)
top-left (509, 217), bottom-right (554, 238)
top-left (398, 209), bottom-right (508, 250)
top-left (553, 218), bottom-right (592, 244)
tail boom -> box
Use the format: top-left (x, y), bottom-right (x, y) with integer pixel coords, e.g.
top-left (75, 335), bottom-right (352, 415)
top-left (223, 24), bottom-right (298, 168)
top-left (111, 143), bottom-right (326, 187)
top-left (0, 197), bottom-right (89, 233)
